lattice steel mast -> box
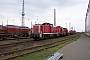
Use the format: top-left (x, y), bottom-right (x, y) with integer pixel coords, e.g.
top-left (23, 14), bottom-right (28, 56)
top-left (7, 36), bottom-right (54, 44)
top-left (21, 0), bottom-right (25, 26)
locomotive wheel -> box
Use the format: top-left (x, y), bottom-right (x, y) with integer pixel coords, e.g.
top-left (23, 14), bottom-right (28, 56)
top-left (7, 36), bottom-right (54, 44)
top-left (2, 37), bottom-right (7, 40)
top-left (34, 37), bottom-right (41, 41)
top-left (34, 37), bottom-right (38, 40)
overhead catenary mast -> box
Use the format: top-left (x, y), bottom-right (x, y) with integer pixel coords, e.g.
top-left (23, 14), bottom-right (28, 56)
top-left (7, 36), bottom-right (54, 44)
top-left (21, 0), bottom-right (25, 26)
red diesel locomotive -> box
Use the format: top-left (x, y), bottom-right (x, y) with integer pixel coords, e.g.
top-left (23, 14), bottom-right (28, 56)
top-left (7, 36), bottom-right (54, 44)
top-left (0, 25), bottom-right (31, 40)
top-left (6, 25), bottom-right (31, 38)
top-left (0, 22), bottom-right (76, 40)
top-left (69, 30), bottom-right (76, 35)
top-left (31, 22), bottom-right (69, 40)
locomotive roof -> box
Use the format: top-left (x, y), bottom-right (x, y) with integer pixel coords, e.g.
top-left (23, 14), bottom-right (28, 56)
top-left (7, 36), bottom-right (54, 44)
top-left (0, 25), bottom-right (3, 26)
top-left (42, 22), bottom-right (53, 25)
top-left (6, 25), bottom-right (18, 26)
top-left (20, 26), bottom-right (29, 28)
top-left (6, 25), bottom-right (29, 28)
top-left (63, 28), bottom-right (67, 29)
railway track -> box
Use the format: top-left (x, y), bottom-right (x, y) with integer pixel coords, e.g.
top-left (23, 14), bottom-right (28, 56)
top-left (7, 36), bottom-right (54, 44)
top-left (0, 34), bottom-right (76, 49)
top-left (0, 39), bottom-right (34, 49)
top-left (0, 35), bottom-right (78, 60)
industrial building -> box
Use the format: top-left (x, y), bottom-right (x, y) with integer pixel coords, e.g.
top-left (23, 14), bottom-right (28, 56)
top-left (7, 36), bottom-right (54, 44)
top-left (85, 0), bottom-right (90, 36)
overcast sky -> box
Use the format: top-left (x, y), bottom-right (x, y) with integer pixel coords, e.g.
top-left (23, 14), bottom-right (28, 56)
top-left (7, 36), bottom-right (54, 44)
top-left (0, 0), bottom-right (89, 32)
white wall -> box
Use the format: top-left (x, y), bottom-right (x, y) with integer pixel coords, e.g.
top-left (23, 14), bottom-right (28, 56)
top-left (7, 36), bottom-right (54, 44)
top-left (86, 8), bottom-right (90, 32)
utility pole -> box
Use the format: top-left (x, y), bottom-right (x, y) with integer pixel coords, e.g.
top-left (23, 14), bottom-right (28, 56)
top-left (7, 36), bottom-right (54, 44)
top-left (21, 0), bottom-right (25, 26)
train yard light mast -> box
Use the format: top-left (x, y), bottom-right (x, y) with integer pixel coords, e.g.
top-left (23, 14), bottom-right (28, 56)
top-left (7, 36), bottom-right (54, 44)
top-left (69, 22), bottom-right (71, 31)
top-left (21, 0), bottom-right (25, 26)
top-left (54, 9), bottom-right (56, 27)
